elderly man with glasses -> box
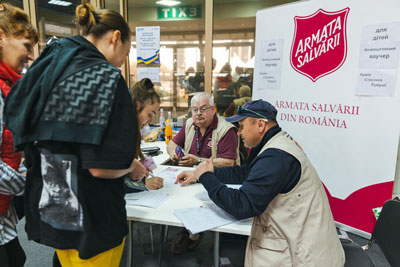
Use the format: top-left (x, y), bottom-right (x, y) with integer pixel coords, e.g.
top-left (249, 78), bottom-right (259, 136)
top-left (175, 99), bottom-right (345, 267)
top-left (167, 92), bottom-right (239, 168)
top-left (166, 92), bottom-right (239, 254)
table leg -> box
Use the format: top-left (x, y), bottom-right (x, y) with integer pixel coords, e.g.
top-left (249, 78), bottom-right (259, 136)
top-left (127, 221), bottom-right (133, 267)
top-left (214, 232), bottom-right (220, 267)
top-left (158, 225), bottom-right (166, 267)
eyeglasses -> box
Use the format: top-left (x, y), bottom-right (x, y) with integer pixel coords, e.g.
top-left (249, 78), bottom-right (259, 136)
top-left (238, 106), bottom-right (268, 121)
top-left (191, 106), bottom-right (213, 113)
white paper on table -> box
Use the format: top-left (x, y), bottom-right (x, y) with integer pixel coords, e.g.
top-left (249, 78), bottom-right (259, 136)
top-left (125, 191), bottom-right (170, 209)
top-left (152, 167), bottom-right (182, 187)
top-left (173, 203), bottom-right (239, 234)
top-left (200, 184), bottom-right (242, 201)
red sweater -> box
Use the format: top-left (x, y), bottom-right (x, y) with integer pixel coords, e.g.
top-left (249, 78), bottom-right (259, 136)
top-left (0, 61), bottom-right (22, 215)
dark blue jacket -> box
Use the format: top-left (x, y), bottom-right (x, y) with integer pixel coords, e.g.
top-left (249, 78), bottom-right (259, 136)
top-left (199, 126), bottom-right (301, 220)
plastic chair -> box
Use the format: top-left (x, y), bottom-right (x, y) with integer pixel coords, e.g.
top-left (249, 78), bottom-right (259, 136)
top-left (341, 199), bottom-right (400, 267)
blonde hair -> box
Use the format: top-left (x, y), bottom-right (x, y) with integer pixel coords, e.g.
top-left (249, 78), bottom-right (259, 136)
top-left (76, 0), bottom-right (131, 42)
top-left (0, 3), bottom-right (38, 57)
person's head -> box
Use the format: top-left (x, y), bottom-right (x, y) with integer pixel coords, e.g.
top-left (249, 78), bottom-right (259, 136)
top-left (185, 67), bottom-right (195, 76)
top-left (190, 92), bottom-right (216, 129)
top-left (196, 61), bottom-right (205, 73)
top-left (226, 99), bottom-right (278, 148)
top-left (235, 66), bottom-right (243, 75)
top-left (212, 58), bottom-right (216, 70)
top-left (76, 0), bottom-right (131, 67)
top-left (0, 3), bottom-right (38, 74)
top-left (220, 63), bottom-right (232, 75)
top-left (131, 78), bottom-right (160, 128)
top-left (239, 85), bottom-right (251, 98)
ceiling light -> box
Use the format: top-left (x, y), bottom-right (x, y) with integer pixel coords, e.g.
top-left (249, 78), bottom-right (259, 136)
top-left (48, 0), bottom-right (72, 6)
top-left (156, 0), bottom-right (181, 7)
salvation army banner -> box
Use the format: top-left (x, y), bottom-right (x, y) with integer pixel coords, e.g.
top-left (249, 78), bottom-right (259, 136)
top-left (253, 0), bottom-right (400, 235)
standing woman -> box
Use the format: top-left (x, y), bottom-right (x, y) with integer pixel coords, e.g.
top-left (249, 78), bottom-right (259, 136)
top-left (0, 3), bottom-right (38, 267)
top-left (4, 1), bottom-right (145, 266)
top-left (131, 78), bottom-right (163, 190)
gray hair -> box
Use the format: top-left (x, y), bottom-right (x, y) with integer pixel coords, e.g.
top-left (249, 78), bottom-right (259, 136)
top-left (191, 92), bottom-right (214, 106)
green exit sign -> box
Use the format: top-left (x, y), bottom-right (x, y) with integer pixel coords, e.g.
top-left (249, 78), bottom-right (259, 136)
top-left (157, 5), bottom-right (202, 20)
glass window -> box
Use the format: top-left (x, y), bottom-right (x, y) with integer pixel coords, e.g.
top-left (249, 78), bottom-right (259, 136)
top-left (212, 0), bottom-right (300, 116)
top-left (35, 0), bottom-right (80, 52)
top-left (126, 0), bottom-right (206, 123)
top-left (8, 0), bottom-right (23, 9)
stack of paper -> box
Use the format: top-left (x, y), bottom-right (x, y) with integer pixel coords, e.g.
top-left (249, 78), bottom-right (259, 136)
top-left (125, 191), bottom-right (170, 209)
top-left (174, 204), bottom-right (238, 234)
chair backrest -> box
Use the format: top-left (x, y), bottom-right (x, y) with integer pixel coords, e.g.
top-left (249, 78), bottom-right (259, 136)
top-left (372, 199), bottom-right (400, 267)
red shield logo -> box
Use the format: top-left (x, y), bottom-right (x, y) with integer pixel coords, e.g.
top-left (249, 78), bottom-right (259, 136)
top-left (290, 8), bottom-right (350, 82)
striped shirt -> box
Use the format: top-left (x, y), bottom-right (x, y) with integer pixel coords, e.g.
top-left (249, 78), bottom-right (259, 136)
top-left (0, 96), bottom-right (25, 245)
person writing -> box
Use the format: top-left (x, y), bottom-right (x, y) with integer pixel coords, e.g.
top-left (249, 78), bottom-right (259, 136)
top-left (175, 99), bottom-right (345, 266)
top-left (0, 3), bottom-right (38, 267)
top-left (131, 78), bottom-right (163, 190)
top-left (4, 1), bottom-right (145, 266)
top-left (166, 92), bottom-right (239, 254)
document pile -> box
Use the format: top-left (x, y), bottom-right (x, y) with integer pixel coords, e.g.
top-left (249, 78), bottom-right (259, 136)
top-left (174, 203), bottom-right (238, 234)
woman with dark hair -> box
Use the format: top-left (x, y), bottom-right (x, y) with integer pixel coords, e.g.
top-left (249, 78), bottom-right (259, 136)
top-left (4, 0), bottom-right (144, 266)
top-left (0, 3), bottom-right (38, 267)
top-left (131, 78), bottom-right (163, 190)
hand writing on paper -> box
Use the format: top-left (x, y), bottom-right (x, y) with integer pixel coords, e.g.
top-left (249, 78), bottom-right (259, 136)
top-left (175, 170), bottom-right (197, 187)
top-left (129, 159), bottom-right (147, 181)
top-left (145, 176), bottom-right (164, 190)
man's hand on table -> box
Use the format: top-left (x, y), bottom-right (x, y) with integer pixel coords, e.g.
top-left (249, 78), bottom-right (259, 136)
top-left (175, 170), bottom-right (197, 186)
top-left (194, 158), bottom-right (214, 177)
top-left (177, 154), bottom-right (199, 167)
top-left (175, 159), bottom-right (214, 187)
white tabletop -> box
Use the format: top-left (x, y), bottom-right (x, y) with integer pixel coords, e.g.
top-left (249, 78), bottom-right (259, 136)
top-left (141, 140), bottom-right (169, 166)
top-left (126, 164), bottom-right (252, 236)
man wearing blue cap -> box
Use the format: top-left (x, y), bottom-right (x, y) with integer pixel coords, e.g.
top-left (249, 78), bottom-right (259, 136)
top-left (175, 99), bottom-right (345, 266)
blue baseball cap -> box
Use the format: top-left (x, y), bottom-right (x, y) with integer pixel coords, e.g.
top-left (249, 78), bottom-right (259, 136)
top-left (226, 99), bottom-right (278, 123)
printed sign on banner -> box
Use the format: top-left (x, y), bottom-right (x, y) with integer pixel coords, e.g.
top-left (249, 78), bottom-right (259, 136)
top-left (136, 26), bottom-right (160, 65)
top-left (254, 0), bottom-right (400, 235)
top-left (255, 39), bottom-right (284, 91)
top-left (355, 21), bottom-right (400, 96)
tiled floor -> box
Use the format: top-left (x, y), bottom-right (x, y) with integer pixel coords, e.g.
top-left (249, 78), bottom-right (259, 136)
top-left (121, 225), bottom-right (390, 267)
top-left (18, 218), bottom-right (390, 267)
top-left (121, 225), bottom-right (247, 267)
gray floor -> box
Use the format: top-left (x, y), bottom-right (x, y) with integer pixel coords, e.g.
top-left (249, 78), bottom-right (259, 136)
top-left (18, 219), bottom-right (390, 267)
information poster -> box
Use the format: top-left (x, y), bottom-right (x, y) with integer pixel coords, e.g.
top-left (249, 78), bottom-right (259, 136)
top-left (255, 39), bottom-right (285, 91)
top-left (136, 26), bottom-right (160, 65)
top-left (355, 21), bottom-right (400, 96)
top-left (137, 67), bottom-right (160, 83)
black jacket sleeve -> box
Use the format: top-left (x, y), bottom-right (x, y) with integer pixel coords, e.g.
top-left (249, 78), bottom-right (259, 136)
top-left (199, 148), bottom-right (301, 220)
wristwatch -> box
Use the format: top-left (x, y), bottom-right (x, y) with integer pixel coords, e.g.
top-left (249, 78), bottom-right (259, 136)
top-left (197, 157), bottom-right (203, 164)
